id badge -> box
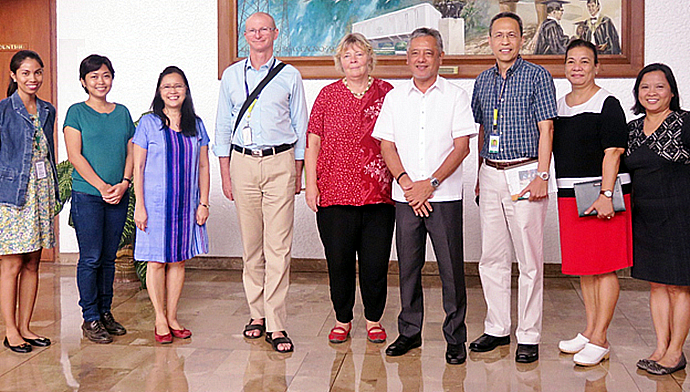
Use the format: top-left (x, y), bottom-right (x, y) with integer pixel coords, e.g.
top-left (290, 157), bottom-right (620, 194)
top-left (488, 135), bottom-right (500, 154)
top-left (242, 126), bottom-right (253, 145)
top-left (35, 161), bottom-right (47, 179)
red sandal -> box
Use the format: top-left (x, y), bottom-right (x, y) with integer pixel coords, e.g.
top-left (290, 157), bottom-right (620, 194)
top-left (367, 324), bottom-right (387, 343)
top-left (328, 323), bottom-right (351, 344)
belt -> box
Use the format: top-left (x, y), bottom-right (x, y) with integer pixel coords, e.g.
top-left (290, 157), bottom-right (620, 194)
top-left (232, 143), bottom-right (294, 157)
top-left (484, 158), bottom-right (537, 170)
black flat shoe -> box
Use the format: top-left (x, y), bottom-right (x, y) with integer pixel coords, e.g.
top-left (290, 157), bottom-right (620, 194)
top-left (385, 334), bottom-right (422, 357)
top-left (3, 337), bottom-right (32, 353)
top-left (446, 343), bottom-right (467, 365)
top-left (516, 344), bottom-right (539, 363)
top-left (23, 337), bottom-right (51, 347)
top-left (646, 353), bottom-right (686, 375)
top-left (469, 333), bottom-right (510, 352)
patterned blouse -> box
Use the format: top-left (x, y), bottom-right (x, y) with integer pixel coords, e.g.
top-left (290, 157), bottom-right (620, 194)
top-left (626, 110), bottom-right (690, 164)
top-left (307, 78), bottom-right (393, 207)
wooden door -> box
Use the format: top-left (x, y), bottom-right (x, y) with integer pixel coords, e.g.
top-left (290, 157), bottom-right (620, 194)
top-left (0, 0), bottom-right (58, 261)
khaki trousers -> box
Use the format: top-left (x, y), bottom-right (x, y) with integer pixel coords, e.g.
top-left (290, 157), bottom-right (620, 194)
top-left (230, 148), bottom-right (296, 332)
top-left (478, 164), bottom-right (548, 344)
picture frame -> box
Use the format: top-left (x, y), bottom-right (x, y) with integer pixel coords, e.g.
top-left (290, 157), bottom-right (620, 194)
top-left (218, 0), bottom-right (643, 79)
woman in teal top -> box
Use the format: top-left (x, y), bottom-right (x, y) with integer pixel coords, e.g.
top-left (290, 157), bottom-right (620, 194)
top-left (64, 54), bottom-right (134, 344)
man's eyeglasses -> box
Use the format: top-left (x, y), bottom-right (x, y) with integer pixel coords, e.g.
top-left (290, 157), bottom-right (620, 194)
top-left (245, 27), bottom-right (276, 35)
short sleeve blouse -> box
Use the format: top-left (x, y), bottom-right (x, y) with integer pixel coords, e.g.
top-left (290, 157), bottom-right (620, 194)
top-left (307, 78), bottom-right (393, 207)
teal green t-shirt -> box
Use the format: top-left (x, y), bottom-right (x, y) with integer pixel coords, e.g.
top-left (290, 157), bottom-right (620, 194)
top-left (63, 102), bottom-right (135, 196)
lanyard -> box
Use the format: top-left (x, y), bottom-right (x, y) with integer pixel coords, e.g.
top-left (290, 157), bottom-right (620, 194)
top-left (243, 58), bottom-right (276, 123)
top-left (244, 58), bottom-right (276, 98)
top-left (492, 71), bottom-right (510, 134)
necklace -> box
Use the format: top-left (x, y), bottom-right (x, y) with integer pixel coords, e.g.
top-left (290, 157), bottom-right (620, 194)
top-left (343, 76), bottom-right (373, 98)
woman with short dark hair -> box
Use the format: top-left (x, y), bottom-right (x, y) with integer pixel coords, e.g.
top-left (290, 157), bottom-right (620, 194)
top-left (0, 50), bottom-right (58, 353)
top-left (64, 54), bottom-right (135, 344)
top-left (625, 63), bottom-right (690, 375)
top-left (552, 39), bottom-right (631, 367)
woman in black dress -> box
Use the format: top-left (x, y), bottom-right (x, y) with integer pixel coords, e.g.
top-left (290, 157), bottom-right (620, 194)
top-left (625, 63), bottom-right (690, 375)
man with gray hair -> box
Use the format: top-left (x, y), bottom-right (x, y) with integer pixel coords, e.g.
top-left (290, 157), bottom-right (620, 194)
top-left (372, 27), bottom-right (476, 364)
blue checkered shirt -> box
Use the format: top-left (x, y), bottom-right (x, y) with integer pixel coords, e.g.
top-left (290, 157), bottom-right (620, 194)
top-left (471, 56), bottom-right (557, 160)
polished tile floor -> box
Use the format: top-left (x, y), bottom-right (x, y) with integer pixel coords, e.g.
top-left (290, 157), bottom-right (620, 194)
top-left (0, 264), bottom-right (688, 391)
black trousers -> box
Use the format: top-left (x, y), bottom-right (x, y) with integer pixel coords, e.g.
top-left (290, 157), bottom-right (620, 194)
top-left (316, 204), bottom-right (395, 323)
top-left (395, 201), bottom-right (467, 345)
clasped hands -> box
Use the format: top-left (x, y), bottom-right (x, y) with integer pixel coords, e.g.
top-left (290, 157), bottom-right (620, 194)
top-left (399, 176), bottom-right (435, 217)
top-left (99, 182), bottom-right (128, 205)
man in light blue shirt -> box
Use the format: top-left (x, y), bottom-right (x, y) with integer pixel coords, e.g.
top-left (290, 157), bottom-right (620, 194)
top-left (214, 11), bottom-right (307, 353)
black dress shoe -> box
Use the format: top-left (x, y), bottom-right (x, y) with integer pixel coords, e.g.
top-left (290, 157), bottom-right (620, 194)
top-left (82, 320), bottom-right (113, 344)
top-left (3, 337), bottom-right (32, 353)
top-left (516, 344), bottom-right (539, 363)
top-left (469, 333), bottom-right (510, 352)
top-left (385, 334), bottom-right (422, 357)
top-left (24, 337), bottom-right (51, 347)
top-left (101, 312), bottom-right (127, 336)
top-left (446, 343), bottom-right (467, 365)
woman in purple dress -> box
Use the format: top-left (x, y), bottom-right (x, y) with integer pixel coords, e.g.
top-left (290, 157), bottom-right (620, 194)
top-left (133, 66), bottom-right (210, 343)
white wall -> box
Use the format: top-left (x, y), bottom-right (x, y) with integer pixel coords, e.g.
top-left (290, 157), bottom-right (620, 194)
top-left (57, 0), bottom-right (690, 264)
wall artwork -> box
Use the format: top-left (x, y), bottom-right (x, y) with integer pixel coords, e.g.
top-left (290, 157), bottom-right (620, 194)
top-left (218, 0), bottom-right (644, 79)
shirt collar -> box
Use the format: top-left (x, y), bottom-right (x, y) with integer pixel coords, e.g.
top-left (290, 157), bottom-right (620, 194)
top-left (245, 56), bottom-right (276, 71)
top-left (406, 75), bottom-right (444, 95)
top-left (492, 55), bottom-right (524, 78)
top-left (547, 16), bottom-right (561, 24)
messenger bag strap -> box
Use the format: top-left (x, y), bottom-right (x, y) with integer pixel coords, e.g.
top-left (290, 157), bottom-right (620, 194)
top-left (233, 62), bottom-right (287, 135)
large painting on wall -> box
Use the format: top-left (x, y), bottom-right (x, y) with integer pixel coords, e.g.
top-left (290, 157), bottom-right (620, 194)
top-left (218, 0), bottom-right (644, 79)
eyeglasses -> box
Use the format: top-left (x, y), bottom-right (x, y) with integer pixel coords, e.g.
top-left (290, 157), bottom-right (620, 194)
top-left (160, 84), bottom-right (185, 91)
top-left (245, 27), bottom-right (275, 35)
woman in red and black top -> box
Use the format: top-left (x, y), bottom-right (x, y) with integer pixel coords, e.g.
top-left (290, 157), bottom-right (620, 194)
top-left (305, 33), bottom-right (394, 344)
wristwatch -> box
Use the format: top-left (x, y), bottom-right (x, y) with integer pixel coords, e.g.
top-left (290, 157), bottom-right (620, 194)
top-left (537, 171), bottom-right (550, 181)
top-left (430, 177), bottom-right (440, 189)
top-left (600, 189), bottom-right (613, 198)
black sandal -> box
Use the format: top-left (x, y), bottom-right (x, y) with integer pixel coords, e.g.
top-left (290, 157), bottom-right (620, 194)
top-left (243, 319), bottom-right (265, 339)
top-left (266, 331), bottom-right (294, 353)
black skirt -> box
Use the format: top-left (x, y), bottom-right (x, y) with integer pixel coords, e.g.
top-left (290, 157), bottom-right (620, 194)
top-left (625, 145), bottom-right (690, 285)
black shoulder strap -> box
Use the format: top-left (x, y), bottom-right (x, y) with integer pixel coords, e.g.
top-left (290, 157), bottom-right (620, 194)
top-left (233, 62), bottom-right (287, 134)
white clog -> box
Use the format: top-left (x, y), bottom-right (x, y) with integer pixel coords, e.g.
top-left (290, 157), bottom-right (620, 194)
top-left (558, 333), bottom-right (589, 354)
top-left (574, 343), bottom-right (610, 366)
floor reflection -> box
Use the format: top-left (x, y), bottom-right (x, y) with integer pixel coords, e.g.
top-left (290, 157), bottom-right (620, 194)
top-left (146, 347), bottom-right (189, 392)
top-left (0, 265), bottom-right (686, 391)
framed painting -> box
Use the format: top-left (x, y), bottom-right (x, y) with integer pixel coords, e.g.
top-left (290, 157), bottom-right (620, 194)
top-left (218, 0), bottom-right (644, 79)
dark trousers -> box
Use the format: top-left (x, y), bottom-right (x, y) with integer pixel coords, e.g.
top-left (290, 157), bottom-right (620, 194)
top-left (395, 200), bottom-right (467, 345)
top-left (316, 204), bottom-right (395, 323)
top-left (71, 191), bottom-right (128, 322)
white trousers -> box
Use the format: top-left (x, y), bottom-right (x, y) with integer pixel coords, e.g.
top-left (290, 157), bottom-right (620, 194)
top-left (478, 164), bottom-right (548, 344)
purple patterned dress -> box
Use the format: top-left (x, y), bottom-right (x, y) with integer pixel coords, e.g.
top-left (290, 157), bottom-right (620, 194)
top-left (132, 114), bottom-right (209, 263)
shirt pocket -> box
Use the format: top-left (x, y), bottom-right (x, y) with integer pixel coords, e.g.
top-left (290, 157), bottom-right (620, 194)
top-left (0, 166), bottom-right (18, 181)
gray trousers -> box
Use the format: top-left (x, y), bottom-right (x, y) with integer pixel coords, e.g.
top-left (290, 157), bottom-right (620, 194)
top-left (395, 200), bottom-right (467, 345)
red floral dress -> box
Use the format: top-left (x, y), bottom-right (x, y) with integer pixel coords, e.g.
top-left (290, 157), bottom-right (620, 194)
top-left (307, 78), bottom-right (393, 207)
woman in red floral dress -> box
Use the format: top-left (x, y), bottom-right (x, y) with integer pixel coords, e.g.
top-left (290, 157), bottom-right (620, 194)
top-left (305, 33), bottom-right (394, 344)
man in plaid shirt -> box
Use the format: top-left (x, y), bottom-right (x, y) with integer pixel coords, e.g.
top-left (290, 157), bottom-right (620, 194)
top-left (468, 12), bottom-right (557, 364)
